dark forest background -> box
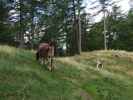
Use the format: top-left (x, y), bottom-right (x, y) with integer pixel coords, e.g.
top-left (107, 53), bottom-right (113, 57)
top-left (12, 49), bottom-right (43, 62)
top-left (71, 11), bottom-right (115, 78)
top-left (0, 0), bottom-right (133, 55)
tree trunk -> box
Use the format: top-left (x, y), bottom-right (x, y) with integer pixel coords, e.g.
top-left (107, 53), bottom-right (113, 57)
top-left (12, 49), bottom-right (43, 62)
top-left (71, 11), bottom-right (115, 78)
top-left (77, 0), bottom-right (81, 54)
top-left (71, 0), bottom-right (77, 55)
top-left (103, 10), bottom-right (107, 50)
top-left (19, 0), bottom-right (25, 48)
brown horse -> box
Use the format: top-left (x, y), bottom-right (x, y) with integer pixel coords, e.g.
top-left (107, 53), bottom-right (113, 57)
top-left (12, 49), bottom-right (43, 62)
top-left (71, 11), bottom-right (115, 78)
top-left (36, 41), bottom-right (55, 71)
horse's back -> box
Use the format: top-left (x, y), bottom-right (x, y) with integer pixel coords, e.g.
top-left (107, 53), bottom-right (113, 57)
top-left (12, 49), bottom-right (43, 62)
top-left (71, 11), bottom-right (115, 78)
top-left (37, 43), bottom-right (49, 57)
top-left (37, 42), bottom-right (55, 58)
top-left (39, 43), bottom-right (49, 49)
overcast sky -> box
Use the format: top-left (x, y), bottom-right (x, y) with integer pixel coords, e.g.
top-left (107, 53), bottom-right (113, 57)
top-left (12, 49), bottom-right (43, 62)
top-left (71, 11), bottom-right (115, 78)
top-left (84, 0), bottom-right (130, 12)
top-left (83, 0), bottom-right (130, 22)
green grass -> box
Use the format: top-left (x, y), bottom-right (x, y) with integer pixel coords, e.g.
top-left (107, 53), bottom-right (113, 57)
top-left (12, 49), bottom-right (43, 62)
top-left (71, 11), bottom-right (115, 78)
top-left (0, 45), bottom-right (133, 100)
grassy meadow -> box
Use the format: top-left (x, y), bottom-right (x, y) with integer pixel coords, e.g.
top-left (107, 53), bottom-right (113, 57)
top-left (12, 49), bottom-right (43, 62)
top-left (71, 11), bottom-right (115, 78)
top-left (0, 45), bottom-right (133, 100)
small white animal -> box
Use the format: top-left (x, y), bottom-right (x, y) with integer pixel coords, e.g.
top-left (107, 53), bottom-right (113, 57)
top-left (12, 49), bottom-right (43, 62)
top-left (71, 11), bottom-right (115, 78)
top-left (96, 59), bottom-right (103, 70)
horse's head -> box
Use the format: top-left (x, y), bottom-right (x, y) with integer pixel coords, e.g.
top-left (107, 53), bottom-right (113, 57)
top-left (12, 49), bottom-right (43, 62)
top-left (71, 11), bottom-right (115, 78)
top-left (48, 39), bottom-right (56, 47)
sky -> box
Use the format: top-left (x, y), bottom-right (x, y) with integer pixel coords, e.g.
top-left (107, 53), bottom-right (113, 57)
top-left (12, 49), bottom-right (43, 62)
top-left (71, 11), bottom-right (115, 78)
top-left (83, 0), bottom-right (130, 22)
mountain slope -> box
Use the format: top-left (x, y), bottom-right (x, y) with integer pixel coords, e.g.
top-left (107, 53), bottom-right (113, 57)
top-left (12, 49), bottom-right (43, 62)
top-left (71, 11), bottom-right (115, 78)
top-left (0, 45), bottom-right (133, 100)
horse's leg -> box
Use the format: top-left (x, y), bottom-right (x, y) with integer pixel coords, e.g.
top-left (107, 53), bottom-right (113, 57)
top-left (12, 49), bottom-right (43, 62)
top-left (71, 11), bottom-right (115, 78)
top-left (49, 56), bottom-right (54, 71)
top-left (48, 57), bottom-right (51, 71)
top-left (36, 51), bottom-right (39, 61)
top-left (43, 58), bottom-right (46, 65)
top-left (51, 57), bottom-right (54, 71)
top-left (40, 57), bottom-right (44, 65)
top-left (51, 46), bottom-right (55, 71)
top-left (47, 56), bottom-right (52, 71)
top-left (47, 47), bottom-right (54, 71)
top-left (44, 57), bottom-right (49, 66)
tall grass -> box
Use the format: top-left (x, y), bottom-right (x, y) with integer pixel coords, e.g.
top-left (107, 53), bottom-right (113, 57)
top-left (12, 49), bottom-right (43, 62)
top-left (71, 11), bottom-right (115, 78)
top-left (0, 45), bottom-right (133, 100)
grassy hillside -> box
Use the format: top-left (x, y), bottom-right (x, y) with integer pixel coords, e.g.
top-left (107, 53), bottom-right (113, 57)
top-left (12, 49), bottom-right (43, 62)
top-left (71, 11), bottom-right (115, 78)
top-left (0, 45), bottom-right (133, 100)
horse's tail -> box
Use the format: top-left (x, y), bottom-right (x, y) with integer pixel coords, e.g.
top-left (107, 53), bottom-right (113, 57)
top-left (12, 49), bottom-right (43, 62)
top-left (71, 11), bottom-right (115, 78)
top-left (36, 51), bottom-right (39, 61)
